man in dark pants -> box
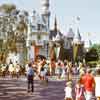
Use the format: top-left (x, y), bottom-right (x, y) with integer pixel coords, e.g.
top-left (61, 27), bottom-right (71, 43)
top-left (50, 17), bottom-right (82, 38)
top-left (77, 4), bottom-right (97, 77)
top-left (27, 63), bottom-right (34, 93)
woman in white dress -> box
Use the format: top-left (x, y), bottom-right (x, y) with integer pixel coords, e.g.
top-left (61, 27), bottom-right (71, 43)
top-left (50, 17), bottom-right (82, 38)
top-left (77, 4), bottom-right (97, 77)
top-left (95, 68), bottom-right (100, 100)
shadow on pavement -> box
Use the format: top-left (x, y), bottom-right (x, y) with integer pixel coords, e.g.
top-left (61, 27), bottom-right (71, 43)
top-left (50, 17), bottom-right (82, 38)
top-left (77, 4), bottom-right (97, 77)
top-left (0, 78), bottom-right (66, 100)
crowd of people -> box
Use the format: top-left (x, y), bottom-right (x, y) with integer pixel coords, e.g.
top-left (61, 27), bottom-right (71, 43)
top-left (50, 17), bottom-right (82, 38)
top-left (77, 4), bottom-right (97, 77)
top-left (0, 60), bottom-right (23, 78)
top-left (0, 58), bottom-right (100, 100)
top-left (64, 65), bottom-right (100, 100)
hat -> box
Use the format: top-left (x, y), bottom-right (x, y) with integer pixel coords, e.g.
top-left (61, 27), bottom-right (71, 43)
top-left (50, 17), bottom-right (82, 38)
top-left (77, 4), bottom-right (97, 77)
top-left (66, 81), bottom-right (72, 86)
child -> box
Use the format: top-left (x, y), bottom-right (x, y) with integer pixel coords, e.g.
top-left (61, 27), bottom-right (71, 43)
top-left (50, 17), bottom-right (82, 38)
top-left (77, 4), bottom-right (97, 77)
top-left (56, 62), bottom-right (62, 79)
top-left (40, 67), bottom-right (45, 80)
top-left (75, 79), bottom-right (85, 100)
top-left (64, 81), bottom-right (73, 100)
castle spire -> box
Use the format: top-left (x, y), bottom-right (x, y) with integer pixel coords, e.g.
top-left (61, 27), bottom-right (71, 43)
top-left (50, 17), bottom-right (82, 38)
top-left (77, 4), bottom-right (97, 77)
top-left (77, 28), bottom-right (81, 40)
top-left (73, 28), bottom-right (82, 44)
top-left (54, 16), bottom-right (57, 32)
top-left (41, 0), bottom-right (50, 29)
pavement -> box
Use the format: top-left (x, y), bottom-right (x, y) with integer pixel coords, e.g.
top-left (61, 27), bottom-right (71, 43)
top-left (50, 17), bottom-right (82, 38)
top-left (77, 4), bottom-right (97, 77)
top-left (0, 74), bottom-right (96, 100)
top-left (0, 76), bottom-right (66, 100)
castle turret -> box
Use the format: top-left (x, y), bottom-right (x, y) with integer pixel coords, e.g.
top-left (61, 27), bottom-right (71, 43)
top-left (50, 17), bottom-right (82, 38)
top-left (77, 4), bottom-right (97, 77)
top-left (73, 28), bottom-right (84, 62)
top-left (73, 28), bottom-right (82, 44)
top-left (41, 0), bottom-right (50, 29)
top-left (54, 16), bottom-right (57, 32)
top-left (66, 28), bottom-right (74, 39)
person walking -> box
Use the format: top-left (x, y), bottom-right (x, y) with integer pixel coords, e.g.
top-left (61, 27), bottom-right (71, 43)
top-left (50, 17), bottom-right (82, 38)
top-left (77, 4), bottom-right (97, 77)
top-left (64, 81), bottom-right (73, 100)
top-left (15, 63), bottom-right (20, 78)
top-left (8, 62), bottom-right (14, 78)
top-left (50, 59), bottom-right (56, 76)
top-left (56, 61), bottom-right (62, 79)
top-left (81, 68), bottom-right (95, 100)
top-left (26, 63), bottom-right (34, 93)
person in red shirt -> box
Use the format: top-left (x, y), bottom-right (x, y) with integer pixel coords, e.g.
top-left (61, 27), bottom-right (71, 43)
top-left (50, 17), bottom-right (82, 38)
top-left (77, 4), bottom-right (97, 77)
top-left (81, 68), bottom-right (95, 100)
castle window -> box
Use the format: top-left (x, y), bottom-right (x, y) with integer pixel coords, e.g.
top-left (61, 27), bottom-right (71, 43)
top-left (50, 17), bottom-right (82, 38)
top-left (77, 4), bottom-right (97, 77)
top-left (37, 24), bottom-right (41, 31)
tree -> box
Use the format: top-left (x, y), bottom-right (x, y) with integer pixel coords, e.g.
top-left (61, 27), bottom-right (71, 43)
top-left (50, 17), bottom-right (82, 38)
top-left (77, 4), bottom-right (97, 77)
top-left (16, 21), bottom-right (27, 36)
top-left (0, 4), bottom-right (17, 63)
top-left (0, 4), bottom-right (16, 14)
top-left (91, 44), bottom-right (100, 60)
top-left (85, 47), bottom-right (99, 62)
top-left (0, 4), bottom-right (28, 63)
top-left (15, 10), bottom-right (28, 42)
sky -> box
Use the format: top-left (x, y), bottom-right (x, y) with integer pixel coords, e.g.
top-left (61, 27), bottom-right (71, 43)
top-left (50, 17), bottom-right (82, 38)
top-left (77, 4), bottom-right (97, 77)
top-left (0, 0), bottom-right (100, 45)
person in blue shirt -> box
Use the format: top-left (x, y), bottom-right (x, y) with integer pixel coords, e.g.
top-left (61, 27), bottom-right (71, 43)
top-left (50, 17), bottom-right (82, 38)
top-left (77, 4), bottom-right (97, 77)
top-left (26, 63), bottom-right (34, 93)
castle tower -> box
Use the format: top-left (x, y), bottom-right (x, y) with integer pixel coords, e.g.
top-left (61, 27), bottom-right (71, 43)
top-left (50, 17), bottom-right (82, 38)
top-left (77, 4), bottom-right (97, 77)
top-left (73, 28), bottom-right (82, 43)
top-left (41, 0), bottom-right (50, 30)
top-left (54, 16), bottom-right (57, 32)
top-left (73, 28), bottom-right (84, 62)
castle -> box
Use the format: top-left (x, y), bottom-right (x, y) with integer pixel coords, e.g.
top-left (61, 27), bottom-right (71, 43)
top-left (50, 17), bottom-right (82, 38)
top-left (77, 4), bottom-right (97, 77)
top-left (0, 0), bottom-right (84, 64)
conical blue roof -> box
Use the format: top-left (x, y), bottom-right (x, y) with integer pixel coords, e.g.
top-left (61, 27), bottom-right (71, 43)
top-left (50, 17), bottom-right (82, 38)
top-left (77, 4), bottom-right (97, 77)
top-left (73, 28), bottom-right (82, 43)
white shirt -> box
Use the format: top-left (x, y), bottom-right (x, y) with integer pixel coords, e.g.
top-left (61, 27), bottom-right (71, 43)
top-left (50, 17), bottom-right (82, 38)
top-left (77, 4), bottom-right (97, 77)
top-left (16, 65), bottom-right (20, 72)
top-left (25, 64), bottom-right (29, 72)
top-left (9, 64), bottom-right (14, 72)
top-left (95, 76), bottom-right (100, 97)
top-left (64, 86), bottom-right (72, 98)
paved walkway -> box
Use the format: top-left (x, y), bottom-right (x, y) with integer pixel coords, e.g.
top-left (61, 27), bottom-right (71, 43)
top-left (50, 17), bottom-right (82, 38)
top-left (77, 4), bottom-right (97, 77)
top-left (0, 77), bottom-right (66, 100)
